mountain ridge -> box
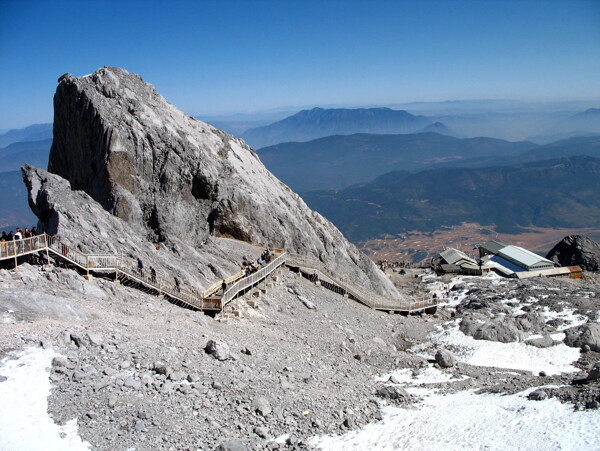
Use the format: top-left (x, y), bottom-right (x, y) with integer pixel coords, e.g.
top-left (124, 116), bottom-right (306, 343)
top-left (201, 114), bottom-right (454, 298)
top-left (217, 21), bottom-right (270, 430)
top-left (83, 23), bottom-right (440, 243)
top-left (302, 155), bottom-right (600, 242)
top-left (241, 107), bottom-right (432, 148)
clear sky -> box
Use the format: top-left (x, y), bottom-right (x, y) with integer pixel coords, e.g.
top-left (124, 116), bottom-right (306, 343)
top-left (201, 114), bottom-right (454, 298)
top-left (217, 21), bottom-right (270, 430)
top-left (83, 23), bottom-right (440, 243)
top-left (1, 0), bottom-right (599, 129)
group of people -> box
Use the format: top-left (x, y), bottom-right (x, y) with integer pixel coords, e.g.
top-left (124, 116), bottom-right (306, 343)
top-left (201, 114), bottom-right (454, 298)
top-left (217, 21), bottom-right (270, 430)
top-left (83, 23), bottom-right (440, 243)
top-left (377, 259), bottom-right (416, 271)
top-left (240, 248), bottom-right (273, 277)
top-left (134, 248), bottom-right (278, 300)
top-left (1, 227), bottom-right (40, 257)
top-left (1, 227), bottom-right (38, 243)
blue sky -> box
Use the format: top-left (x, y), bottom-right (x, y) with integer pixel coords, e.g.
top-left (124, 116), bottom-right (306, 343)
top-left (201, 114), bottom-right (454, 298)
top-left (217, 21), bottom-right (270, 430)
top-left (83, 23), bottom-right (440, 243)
top-left (1, 0), bottom-right (599, 129)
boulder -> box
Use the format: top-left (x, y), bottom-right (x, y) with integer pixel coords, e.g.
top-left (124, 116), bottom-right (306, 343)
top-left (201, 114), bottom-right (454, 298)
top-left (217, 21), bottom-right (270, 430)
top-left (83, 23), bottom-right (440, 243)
top-left (435, 349), bottom-right (456, 368)
top-left (525, 335), bottom-right (556, 348)
top-left (214, 440), bottom-right (249, 451)
top-left (460, 315), bottom-right (524, 343)
top-left (376, 385), bottom-right (411, 403)
top-left (564, 323), bottom-right (600, 352)
top-left (297, 296), bottom-right (316, 310)
top-left (586, 362), bottom-right (600, 382)
top-left (527, 390), bottom-right (548, 401)
top-left (205, 340), bottom-right (232, 361)
top-left (546, 235), bottom-right (600, 272)
top-left (251, 396), bottom-right (272, 417)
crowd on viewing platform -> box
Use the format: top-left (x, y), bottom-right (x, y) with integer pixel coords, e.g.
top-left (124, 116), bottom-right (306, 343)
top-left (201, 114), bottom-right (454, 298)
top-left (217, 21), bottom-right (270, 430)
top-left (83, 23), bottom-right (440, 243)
top-left (1, 226), bottom-right (41, 258)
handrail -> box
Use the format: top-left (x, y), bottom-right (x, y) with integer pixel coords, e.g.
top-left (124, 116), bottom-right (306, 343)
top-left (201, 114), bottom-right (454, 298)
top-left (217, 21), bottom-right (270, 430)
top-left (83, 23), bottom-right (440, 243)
top-left (221, 253), bottom-right (286, 306)
top-left (1, 233), bottom-right (435, 314)
top-left (286, 253), bottom-right (437, 312)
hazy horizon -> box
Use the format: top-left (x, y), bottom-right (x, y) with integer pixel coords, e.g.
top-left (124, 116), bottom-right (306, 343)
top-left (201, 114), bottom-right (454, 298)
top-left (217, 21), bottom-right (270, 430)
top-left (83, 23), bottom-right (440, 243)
top-left (1, 0), bottom-right (599, 130)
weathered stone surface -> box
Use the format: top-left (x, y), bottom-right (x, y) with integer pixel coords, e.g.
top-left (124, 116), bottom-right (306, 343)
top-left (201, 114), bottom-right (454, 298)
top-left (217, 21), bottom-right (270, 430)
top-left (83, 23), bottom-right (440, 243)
top-left (297, 296), bottom-right (316, 310)
top-left (564, 323), bottom-right (600, 352)
top-left (214, 440), bottom-right (248, 451)
top-left (460, 315), bottom-right (524, 343)
top-left (32, 66), bottom-right (399, 297)
top-left (251, 396), bottom-right (272, 417)
top-left (376, 385), bottom-right (411, 403)
top-left (586, 362), bottom-right (600, 382)
top-left (528, 389), bottom-right (548, 401)
top-left (525, 335), bottom-right (556, 348)
top-left (435, 349), bottom-right (456, 368)
top-left (546, 235), bottom-right (600, 272)
top-left (205, 340), bottom-right (232, 361)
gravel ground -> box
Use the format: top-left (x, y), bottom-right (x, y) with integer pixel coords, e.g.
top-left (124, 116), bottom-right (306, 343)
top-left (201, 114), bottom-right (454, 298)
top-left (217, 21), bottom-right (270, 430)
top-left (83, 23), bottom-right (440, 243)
top-left (1, 260), bottom-right (599, 450)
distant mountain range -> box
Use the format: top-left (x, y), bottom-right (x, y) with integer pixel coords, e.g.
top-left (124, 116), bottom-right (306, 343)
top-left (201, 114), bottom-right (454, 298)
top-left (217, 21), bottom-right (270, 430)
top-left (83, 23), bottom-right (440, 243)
top-left (238, 106), bottom-right (600, 147)
top-left (0, 123), bottom-right (52, 148)
top-left (258, 132), bottom-right (537, 191)
top-left (302, 156), bottom-right (600, 242)
top-left (0, 138), bottom-right (52, 172)
top-left (241, 107), bottom-right (433, 148)
top-left (529, 108), bottom-right (600, 144)
top-left (0, 125), bottom-right (53, 228)
top-left (0, 170), bottom-right (36, 228)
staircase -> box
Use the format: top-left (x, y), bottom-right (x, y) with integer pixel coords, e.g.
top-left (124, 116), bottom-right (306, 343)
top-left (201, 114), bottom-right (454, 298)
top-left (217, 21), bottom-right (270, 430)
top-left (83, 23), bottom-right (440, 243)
top-left (1, 234), bottom-right (437, 314)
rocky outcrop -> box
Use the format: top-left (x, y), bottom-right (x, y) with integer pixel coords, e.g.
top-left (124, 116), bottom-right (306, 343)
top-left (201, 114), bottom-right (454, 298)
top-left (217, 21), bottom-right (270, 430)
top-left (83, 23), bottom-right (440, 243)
top-left (38, 66), bottom-right (398, 296)
top-left (546, 235), bottom-right (600, 272)
top-left (564, 322), bottom-right (600, 352)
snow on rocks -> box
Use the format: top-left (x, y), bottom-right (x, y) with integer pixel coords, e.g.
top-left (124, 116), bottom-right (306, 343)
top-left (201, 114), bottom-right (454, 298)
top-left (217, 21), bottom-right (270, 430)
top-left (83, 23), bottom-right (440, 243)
top-left (310, 388), bottom-right (600, 450)
top-left (415, 320), bottom-right (581, 376)
top-left (0, 347), bottom-right (90, 450)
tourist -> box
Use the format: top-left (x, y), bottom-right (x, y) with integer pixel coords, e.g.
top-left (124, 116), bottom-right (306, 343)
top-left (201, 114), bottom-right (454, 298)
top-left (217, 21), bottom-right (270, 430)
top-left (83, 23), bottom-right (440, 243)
top-left (150, 266), bottom-right (157, 283)
top-left (14, 228), bottom-right (23, 253)
top-left (137, 258), bottom-right (144, 277)
top-left (221, 279), bottom-right (227, 294)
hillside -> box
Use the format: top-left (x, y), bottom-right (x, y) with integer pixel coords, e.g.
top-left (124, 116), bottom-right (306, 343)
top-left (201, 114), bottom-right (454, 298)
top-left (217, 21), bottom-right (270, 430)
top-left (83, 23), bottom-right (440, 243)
top-left (302, 156), bottom-right (600, 242)
top-left (530, 108), bottom-right (600, 144)
top-left (241, 107), bottom-right (432, 148)
top-left (429, 135), bottom-right (600, 170)
top-left (258, 132), bottom-right (537, 191)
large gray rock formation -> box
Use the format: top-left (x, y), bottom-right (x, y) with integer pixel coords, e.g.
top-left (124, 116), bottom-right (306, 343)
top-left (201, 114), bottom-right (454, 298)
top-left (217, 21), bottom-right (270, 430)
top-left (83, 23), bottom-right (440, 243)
top-left (546, 235), bottom-right (600, 272)
top-left (35, 66), bottom-right (397, 296)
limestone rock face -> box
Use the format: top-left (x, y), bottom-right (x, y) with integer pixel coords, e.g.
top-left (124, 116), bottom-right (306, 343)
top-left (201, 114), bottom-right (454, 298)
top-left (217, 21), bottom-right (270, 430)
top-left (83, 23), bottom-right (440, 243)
top-left (43, 66), bottom-right (397, 296)
top-left (546, 235), bottom-right (600, 272)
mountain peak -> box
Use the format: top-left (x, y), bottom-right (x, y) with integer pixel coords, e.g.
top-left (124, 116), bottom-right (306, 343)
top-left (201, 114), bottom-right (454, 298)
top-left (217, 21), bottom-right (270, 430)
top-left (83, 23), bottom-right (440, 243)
top-left (43, 66), bottom-right (398, 297)
top-left (241, 107), bottom-right (431, 148)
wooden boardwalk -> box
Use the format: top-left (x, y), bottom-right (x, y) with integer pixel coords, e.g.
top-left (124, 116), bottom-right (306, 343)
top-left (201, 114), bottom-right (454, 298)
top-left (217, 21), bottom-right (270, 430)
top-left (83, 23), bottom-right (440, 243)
top-left (1, 234), bottom-right (437, 314)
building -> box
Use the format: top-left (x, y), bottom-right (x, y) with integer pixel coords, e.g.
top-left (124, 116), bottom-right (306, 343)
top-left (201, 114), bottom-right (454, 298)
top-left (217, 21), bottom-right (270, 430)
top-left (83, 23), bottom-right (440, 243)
top-left (432, 248), bottom-right (492, 275)
top-left (477, 240), bottom-right (578, 279)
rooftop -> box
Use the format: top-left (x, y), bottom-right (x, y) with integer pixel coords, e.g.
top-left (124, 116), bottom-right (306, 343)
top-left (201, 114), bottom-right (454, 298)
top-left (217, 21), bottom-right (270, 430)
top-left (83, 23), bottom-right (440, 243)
top-left (498, 245), bottom-right (555, 269)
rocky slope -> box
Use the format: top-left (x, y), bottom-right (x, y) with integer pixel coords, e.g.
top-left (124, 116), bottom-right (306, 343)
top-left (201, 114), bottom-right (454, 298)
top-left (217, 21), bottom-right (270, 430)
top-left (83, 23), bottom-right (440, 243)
top-left (42, 66), bottom-right (396, 296)
top-left (546, 235), bottom-right (600, 272)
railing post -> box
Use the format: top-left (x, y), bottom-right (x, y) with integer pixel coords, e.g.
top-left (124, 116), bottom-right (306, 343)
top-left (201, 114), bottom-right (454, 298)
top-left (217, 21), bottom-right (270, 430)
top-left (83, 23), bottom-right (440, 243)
top-left (44, 234), bottom-right (50, 268)
top-left (13, 238), bottom-right (18, 271)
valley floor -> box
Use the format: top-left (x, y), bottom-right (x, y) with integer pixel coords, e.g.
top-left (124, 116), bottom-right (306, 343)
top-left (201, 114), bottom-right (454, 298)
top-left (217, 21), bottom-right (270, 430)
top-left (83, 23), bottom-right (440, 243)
top-left (0, 256), bottom-right (599, 450)
top-left (361, 223), bottom-right (600, 264)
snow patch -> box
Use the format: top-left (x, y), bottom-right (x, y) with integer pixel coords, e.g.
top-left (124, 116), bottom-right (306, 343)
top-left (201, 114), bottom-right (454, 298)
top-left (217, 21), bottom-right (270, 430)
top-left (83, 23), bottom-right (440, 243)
top-left (0, 347), bottom-right (90, 450)
top-left (414, 321), bottom-right (581, 376)
top-left (310, 388), bottom-right (600, 450)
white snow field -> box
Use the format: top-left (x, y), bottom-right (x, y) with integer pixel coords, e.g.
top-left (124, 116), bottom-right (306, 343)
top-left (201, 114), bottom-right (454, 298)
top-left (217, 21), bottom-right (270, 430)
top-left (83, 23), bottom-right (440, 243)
top-left (310, 387), bottom-right (600, 451)
top-left (414, 319), bottom-right (582, 376)
top-left (0, 347), bottom-right (90, 451)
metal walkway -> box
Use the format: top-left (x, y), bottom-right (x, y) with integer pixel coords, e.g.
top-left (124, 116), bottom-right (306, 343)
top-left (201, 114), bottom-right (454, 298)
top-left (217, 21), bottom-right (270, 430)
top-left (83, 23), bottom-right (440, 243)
top-left (1, 234), bottom-right (437, 314)
top-left (285, 254), bottom-right (437, 313)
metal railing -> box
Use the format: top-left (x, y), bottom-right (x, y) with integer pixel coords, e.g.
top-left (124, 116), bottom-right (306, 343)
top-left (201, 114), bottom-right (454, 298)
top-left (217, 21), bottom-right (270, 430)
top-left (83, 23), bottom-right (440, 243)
top-left (221, 253), bottom-right (286, 306)
top-left (1, 233), bottom-right (436, 313)
top-left (286, 253), bottom-right (437, 312)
